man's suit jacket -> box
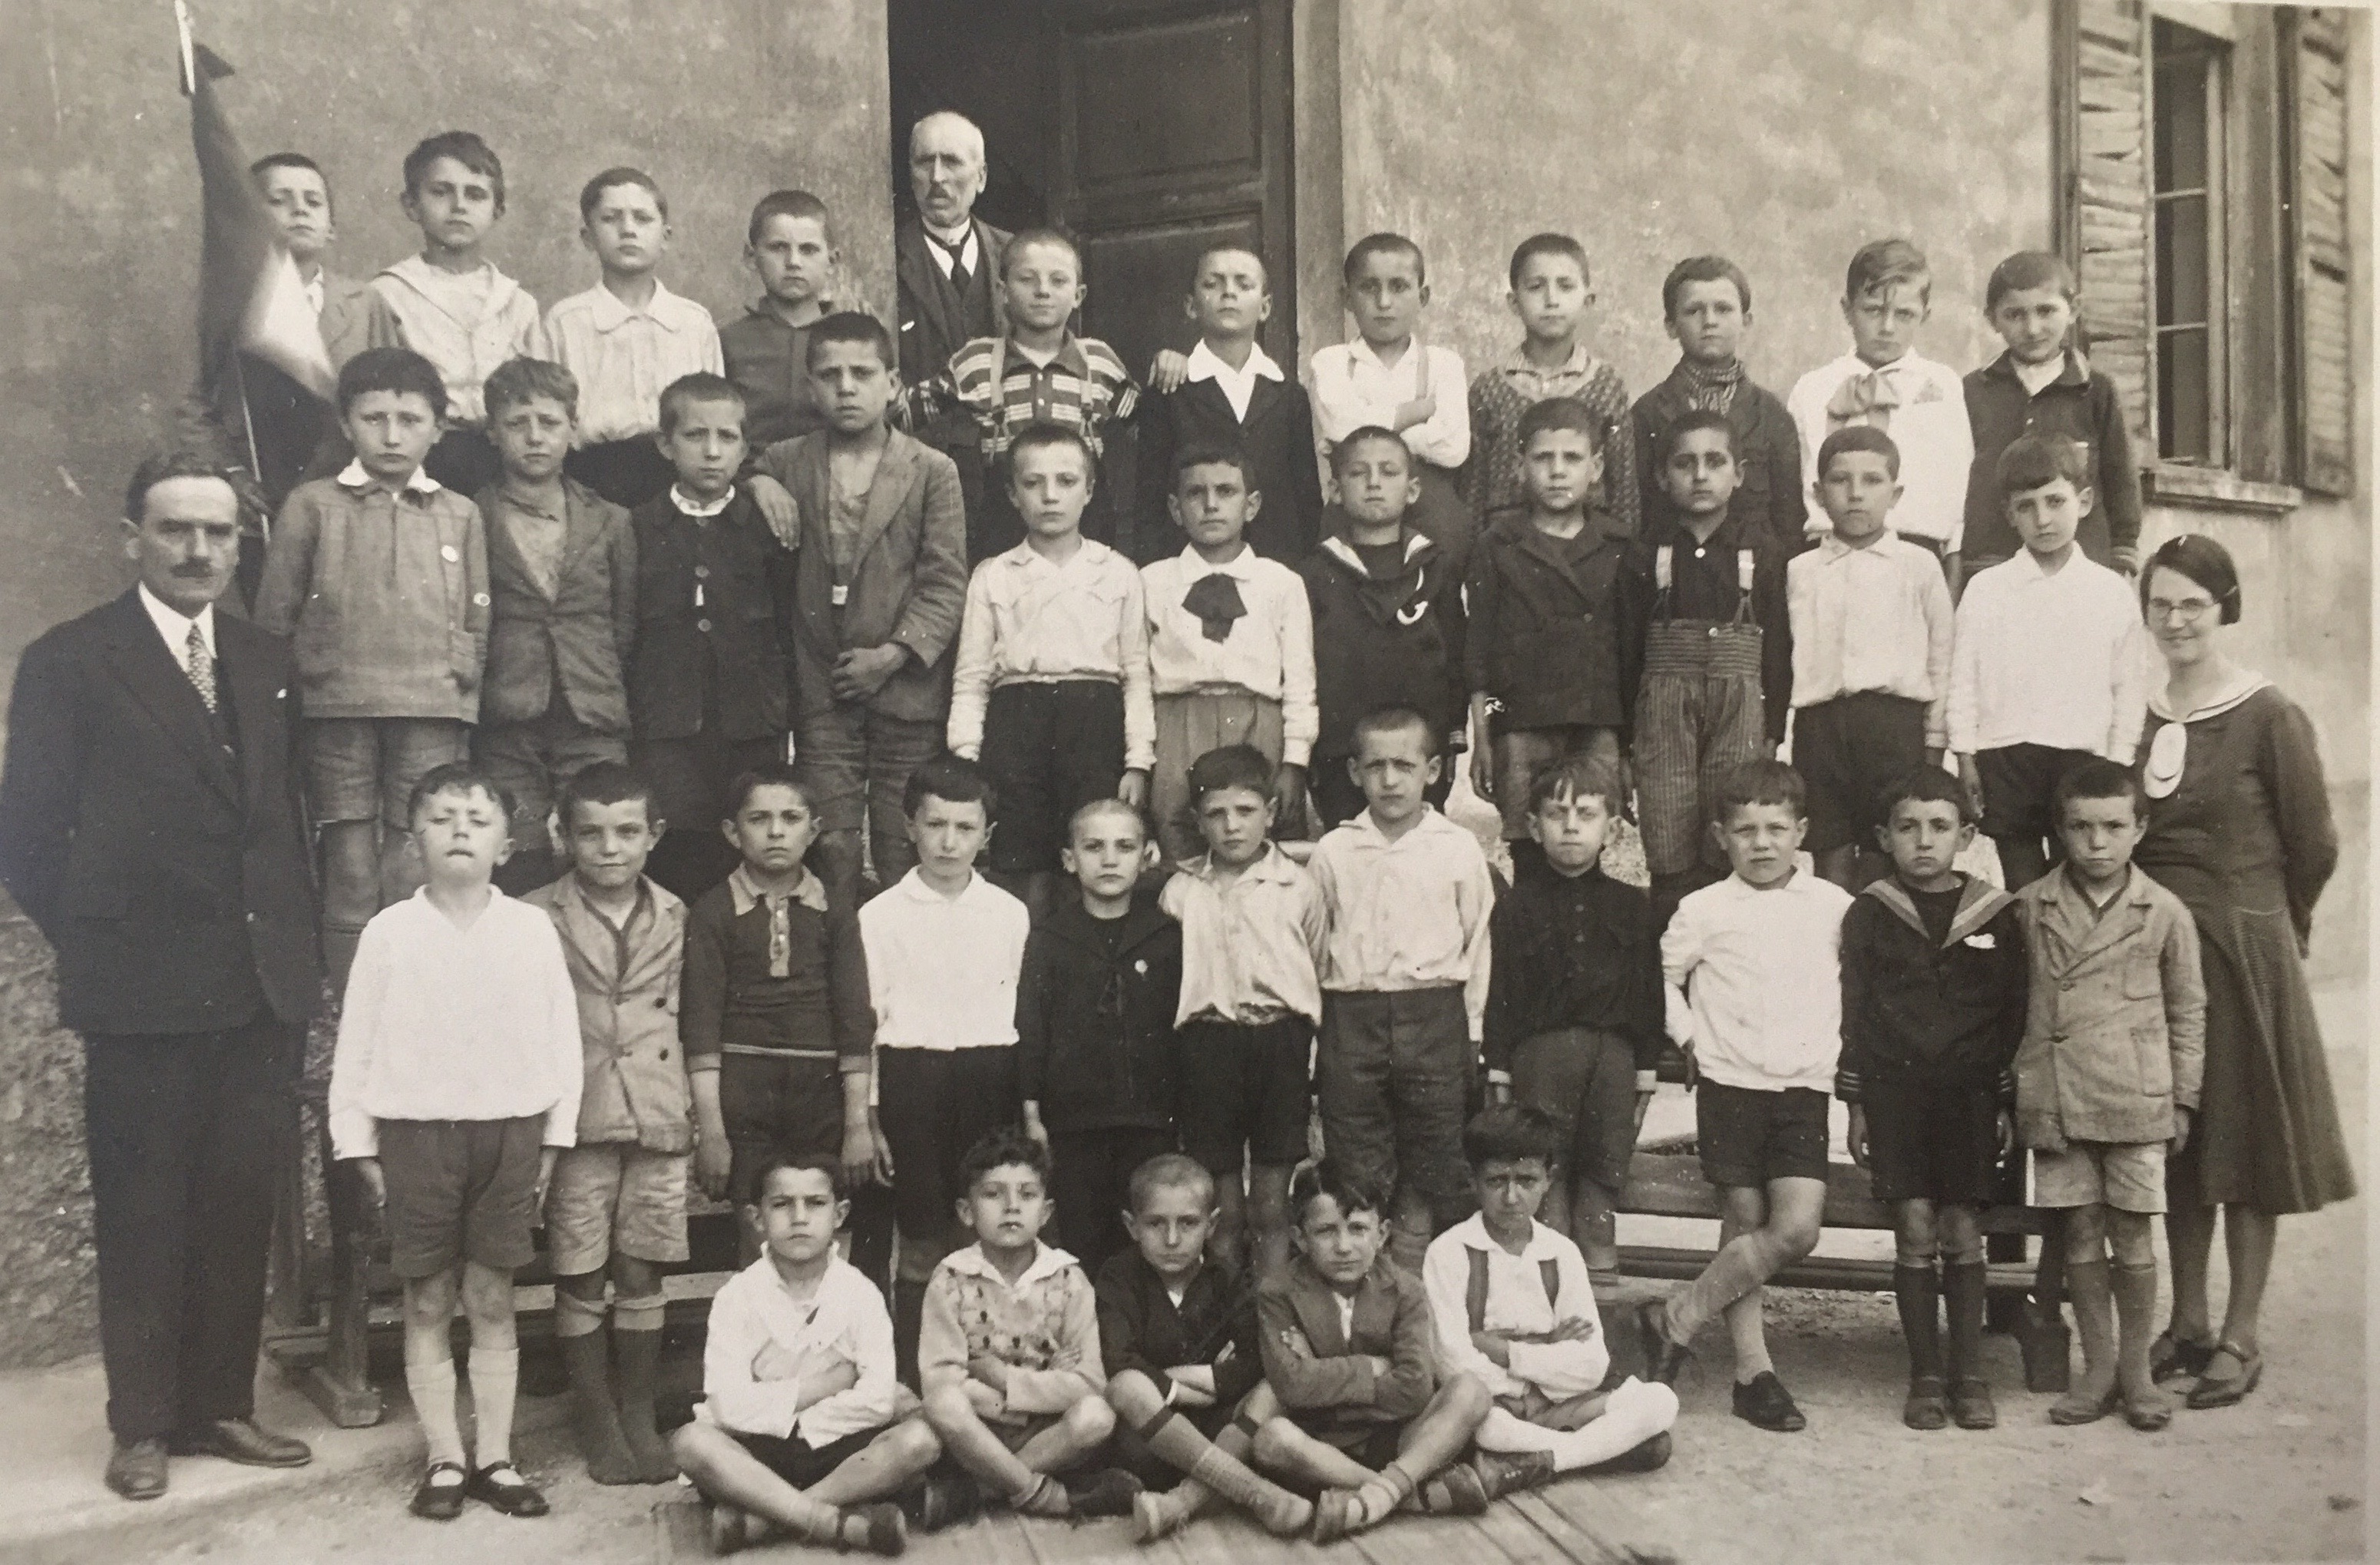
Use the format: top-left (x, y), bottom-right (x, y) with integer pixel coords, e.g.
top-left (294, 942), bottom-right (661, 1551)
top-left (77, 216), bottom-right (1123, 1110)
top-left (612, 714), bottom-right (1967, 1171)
top-left (895, 216), bottom-right (1012, 442)
top-left (755, 428), bottom-right (968, 726)
top-left (1132, 373), bottom-right (1326, 565)
top-left (476, 478), bottom-right (637, 733)
top-left (0, 590), bottom-right (321, 1036)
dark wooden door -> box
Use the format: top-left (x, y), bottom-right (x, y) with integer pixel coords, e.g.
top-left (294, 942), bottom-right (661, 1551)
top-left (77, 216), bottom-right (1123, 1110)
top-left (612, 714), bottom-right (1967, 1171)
top-left (1048, 0), bottom-right (1297, 378)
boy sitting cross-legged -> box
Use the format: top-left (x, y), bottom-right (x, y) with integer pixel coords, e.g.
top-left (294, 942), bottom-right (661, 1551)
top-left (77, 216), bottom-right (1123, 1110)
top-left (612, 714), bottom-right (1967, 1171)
top-left (1838, 767), bottom-right (2028, 1431)
top-left (1251, 1163), bottom-right (1491, 1542)
top-left (917, 1127), bottom-right (1143, 1520)
top-left (328, 764), bottom-right (581, 1520)
top-left (1099, 1153), bottom-right (1314, 1541)
top-left (1483, 756), bottom-right (1662, 1277)
top-left (671, 1151), bottom-right (937, 1557)
top-left (525, 762), bottom-right (693, 1485)
top-left (1424, 1106), bottom-right (1678, 1491)
top-left (1638, 760), bottom-right (1853, 1434)
top-left (1159, 743), bottom-right (1326, 1282)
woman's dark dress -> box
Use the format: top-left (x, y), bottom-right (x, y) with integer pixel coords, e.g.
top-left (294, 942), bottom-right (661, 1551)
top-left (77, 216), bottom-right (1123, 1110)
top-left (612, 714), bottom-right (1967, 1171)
top-left (2134, 684), bottom-right (2354, 1214)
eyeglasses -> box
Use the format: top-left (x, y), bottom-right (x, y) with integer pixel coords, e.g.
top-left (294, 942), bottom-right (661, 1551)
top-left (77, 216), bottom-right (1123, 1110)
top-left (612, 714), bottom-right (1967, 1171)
top-left (2146, 597), bottom-right (2220, 624)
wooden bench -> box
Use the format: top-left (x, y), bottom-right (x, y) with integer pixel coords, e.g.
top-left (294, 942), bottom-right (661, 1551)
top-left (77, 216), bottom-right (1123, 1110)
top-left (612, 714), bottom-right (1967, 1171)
top-left (1613, 1140), bottom-right (2041, 1302)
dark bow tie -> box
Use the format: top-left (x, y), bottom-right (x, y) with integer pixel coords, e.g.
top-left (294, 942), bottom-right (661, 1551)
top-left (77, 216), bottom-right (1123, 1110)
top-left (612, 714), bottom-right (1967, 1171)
top-left (1182, 572), bottom-right (1247, 643)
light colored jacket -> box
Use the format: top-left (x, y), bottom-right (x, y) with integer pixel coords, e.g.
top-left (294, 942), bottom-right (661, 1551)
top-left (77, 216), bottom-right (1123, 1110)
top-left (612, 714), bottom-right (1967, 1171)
top-left (2012, 866), bottom-right (2206, 1150)
top-left (525, 875), bottom-right (692, 1152)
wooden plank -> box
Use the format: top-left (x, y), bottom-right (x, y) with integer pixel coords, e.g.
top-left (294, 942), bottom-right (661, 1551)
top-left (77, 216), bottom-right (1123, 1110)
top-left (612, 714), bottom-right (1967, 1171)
top-left (1509, 1484), bottom-right (1676, 1565)
top-left (1618, 1246), bottom-right (2037, 1295)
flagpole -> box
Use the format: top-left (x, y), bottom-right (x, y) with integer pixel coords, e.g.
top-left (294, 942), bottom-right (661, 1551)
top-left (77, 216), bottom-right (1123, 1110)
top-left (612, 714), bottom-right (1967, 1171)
top-left (174, 0), bottom-right (196, 96)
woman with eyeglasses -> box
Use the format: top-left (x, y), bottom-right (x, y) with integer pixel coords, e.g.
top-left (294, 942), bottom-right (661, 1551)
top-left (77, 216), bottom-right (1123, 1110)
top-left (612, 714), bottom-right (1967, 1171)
top-left (2129, 533), bottom-right (2352, 1411)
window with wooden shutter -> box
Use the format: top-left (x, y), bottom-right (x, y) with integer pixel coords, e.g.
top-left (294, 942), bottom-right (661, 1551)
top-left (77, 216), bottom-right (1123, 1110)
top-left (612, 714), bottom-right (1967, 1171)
top-left (2061, 0), bottom-right (2156, 456)
top-left (2286, 8), bottom-right (2354, 496)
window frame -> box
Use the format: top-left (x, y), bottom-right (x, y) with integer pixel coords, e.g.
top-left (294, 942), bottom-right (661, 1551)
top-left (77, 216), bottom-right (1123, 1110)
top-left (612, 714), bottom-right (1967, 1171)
top-left (2149, 14), bottom-right (2233, 468)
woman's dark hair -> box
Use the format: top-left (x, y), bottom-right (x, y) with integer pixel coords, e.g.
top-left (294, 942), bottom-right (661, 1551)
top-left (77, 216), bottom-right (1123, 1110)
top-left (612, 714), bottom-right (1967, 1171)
top-left (2141, 534), bottom-right (2243, 626)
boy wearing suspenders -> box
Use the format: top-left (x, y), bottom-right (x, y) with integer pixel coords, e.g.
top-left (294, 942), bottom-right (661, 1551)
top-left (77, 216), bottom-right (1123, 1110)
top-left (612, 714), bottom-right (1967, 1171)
top-left (1423, 1106), bottom-right (1679, 1487)
top-left (1623, 409), bottom-right (1796, 933)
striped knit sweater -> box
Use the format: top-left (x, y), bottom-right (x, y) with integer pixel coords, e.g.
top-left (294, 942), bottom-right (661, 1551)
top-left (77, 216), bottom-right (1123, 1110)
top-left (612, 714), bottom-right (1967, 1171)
top-left (1465, 359), bottom-right (1638, 538)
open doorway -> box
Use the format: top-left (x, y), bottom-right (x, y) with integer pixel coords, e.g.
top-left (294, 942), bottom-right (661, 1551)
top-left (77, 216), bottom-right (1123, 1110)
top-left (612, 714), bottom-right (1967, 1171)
top-left (886, 0), bottom-right (1299, 379)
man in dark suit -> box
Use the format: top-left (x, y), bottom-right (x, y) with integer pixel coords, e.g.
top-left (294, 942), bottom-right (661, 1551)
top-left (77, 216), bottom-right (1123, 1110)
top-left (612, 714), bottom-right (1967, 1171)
top-left (0, 452), bottom-right (322, 1500)
top-left (896, 111), bottom-right (1012, 561)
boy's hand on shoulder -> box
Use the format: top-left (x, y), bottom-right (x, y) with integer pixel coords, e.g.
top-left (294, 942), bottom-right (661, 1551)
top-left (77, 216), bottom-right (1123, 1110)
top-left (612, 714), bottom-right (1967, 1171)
top-left (696, 1133), bottom-right (733, 1201)
top-left (1118, 769), bottom-right (1149, 810)
top-left (749, 475), bottom-right (800, 548)
top-left (2170, 1107), bottom-right (2193, 1155)
top-left (1147, 349), bottom-right (1191, 394)
top-left (831, 645), bottom-right (910, 702)
top-left (348, 1156), bottom-right (386, 1209)
top-left (1846, 1105), bottom-right (1869, 1170)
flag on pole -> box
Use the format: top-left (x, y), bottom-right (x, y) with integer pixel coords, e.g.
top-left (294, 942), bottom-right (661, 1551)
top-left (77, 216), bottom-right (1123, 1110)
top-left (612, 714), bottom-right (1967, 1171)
top-left (184, 25), bottom-right (336, 403)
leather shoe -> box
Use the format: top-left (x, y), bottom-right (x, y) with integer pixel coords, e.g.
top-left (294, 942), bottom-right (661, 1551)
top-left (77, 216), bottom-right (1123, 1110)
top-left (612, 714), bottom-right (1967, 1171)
top-left (105, 1438), bottom-right (169, 1500)
top-left (170, 1417), bottom-right (314, 1467)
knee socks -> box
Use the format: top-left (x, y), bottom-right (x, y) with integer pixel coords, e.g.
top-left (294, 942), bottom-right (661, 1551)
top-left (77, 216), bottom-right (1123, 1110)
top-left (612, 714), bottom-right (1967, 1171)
top-left (2111, 1260), bottom-right (2162, 1393)
top-left (2058, 1259), bottom-right (2117, 1411)
top-left (1132, 1408), bottom-right (1309, 1536)
top-left (468, 1346), bottom-right (520, 1467)
top-left (555, 1292), bottom-right (637, 1484)
top-left (1894, 1262), bottom-right (1943, 1382)
top-left (1942, 1260), bottom-right (1988, 1383)
top-left (1668, 1230), bottom-right (1773, 1342)
top-left (613, 1299), bottom-right (676, 1482)
top-left (405, 1354), bottom-right (466, 1469)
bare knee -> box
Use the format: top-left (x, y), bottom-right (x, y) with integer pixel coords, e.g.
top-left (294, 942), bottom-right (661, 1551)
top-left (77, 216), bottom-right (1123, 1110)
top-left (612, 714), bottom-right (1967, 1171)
top-left (880, 1417), bottom-right (944, 1471)
top-left (402, 1270), bottom-right (460, 1328)
top-left (2064, 1204), bottom-right (2109, 1263)
top-left (1251, 1418), bottom-right (1301, 1470)
top-left (922, 1385), bottom-right (977, 1435)
top-left (1893, 1199), bottom-right (1939, 1266)
top-left (1064, 1395), bottom-right (1116, 1444)
top-left (1936, 1204), bottom-right (1985, 1265)
top-left (670, 1420), bottom-right (735, 1473)
top-left (1440, 1371), bottom-right (1492, 1422)
top-left (1105, 1369), bottom-right (1164, 1423)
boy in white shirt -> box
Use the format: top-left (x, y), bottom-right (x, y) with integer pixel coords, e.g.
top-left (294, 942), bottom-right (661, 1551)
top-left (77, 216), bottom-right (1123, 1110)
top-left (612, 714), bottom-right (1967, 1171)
top-left (545, 167), bottom-right (726, 508)
top-left (1787, 239), bottom-right (1972, 571)
top-left (328, 764), bottom-right (582, 1520)
top-left (672, 1153), bottom-right (937, 1557)
top-left (1637, 760), bottom-right (1854, 1436)
top-left (1307, 234), bottom-right (1473, 568)
top-left (1142, 447), bottom-right (1318, 857)
top-left (1947, 434), bottom-right (2150, 890)
top-left (1424, 1106), bottom-right (1677, 1489)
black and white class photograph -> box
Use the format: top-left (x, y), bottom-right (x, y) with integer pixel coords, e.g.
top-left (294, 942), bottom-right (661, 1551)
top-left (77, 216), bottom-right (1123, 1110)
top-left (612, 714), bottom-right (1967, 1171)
top-left (0, 1), bottom-right (2368, 1560)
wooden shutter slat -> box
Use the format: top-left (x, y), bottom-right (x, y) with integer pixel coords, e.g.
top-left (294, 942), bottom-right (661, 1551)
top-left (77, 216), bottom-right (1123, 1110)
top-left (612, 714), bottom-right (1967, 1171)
top-left (2289, 6), bottom-right (2355, 495)
top-left (2067, 0), bottom-right (2154, 451)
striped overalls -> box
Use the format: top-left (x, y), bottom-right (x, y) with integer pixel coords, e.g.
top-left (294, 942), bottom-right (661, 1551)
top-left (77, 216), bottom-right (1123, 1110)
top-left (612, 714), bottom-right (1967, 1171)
top-left (1633, 544), bottom-right (1770, 875)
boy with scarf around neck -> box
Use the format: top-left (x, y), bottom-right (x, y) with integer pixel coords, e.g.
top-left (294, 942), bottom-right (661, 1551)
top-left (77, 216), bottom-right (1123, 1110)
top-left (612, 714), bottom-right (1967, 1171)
top-left (1631, 255), bottom-right (1807, 555)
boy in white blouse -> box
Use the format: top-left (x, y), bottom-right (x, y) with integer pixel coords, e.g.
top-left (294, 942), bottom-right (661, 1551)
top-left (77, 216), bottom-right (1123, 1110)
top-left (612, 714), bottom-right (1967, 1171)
top-left (1948, 433), bottom-right (2150, 891)
top-left (1787, 239), bottom-right (1973, 571)
top-left (672, 1153), bottom-right (938, 1557)
top-left (1307, 234), bottom-right (1474, 568)
top-left (328, 763), bottom-right (582, 1520)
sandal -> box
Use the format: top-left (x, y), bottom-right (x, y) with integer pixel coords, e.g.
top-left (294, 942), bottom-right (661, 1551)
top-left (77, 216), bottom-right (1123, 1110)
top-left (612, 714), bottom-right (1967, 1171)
top-left (409, 1460), bottom-right (468, 1522)
top-left (2185, 1341), bottom-right (2263, 1410)
top-left (464, 1459), bottom-right (550, 1517)
top-left (2150, 1330), bottom-right (2217, 1386)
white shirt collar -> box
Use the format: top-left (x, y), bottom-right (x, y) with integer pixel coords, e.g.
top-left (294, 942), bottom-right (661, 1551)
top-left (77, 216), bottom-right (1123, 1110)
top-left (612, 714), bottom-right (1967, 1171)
top-left (1186, 840), bottom-right (1299, 886)
top-left (1345, 336), bottom-right (1423, 376)
top-left (1175, 543), bottom-right (1260, 579)
top-left (922, 220), bottom-right (979, 278)
top-left (893, 866), bottom-right (989, 905)
top-left (1451, 1211), bottom-right (1562, 1260)
top-left (941, 1241), bottom-right (1078, 1290)
top-left (137, 582), bottom-right (215, 660)
top-left (2014, 354), bottom-right (2066, 395)
top-left (585, 279), bottom-right (690, 333)
top-left (1185, 338), bottom-right (1284, 386)
top-left (336, 459), bottom-right (443, 495)
top-left (2004, 545), bottom-right (2089, 584)
top-left (302, 270), bottom-right (326, 317)
top-left (1343, 803), bottom-right (1454, 846)
top-left (671, 485), bottom-right (736, 518)
top-left (1000, 536), bottom-right (1113, 572)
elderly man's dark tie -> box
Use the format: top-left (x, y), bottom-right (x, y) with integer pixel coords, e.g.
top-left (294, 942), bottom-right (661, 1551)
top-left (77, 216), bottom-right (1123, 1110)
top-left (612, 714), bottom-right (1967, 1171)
top-left (186, 623), bottom-right (218, 713)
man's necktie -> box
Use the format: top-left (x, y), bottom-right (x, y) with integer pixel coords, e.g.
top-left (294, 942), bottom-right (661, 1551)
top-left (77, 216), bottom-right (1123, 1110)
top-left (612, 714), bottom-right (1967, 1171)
top-left (931, 231), bottom-right (971, 294)
top-left (186, 622), bottom-right (218, 713)
top-left (1182, 574), bottom-right (1248, 643)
